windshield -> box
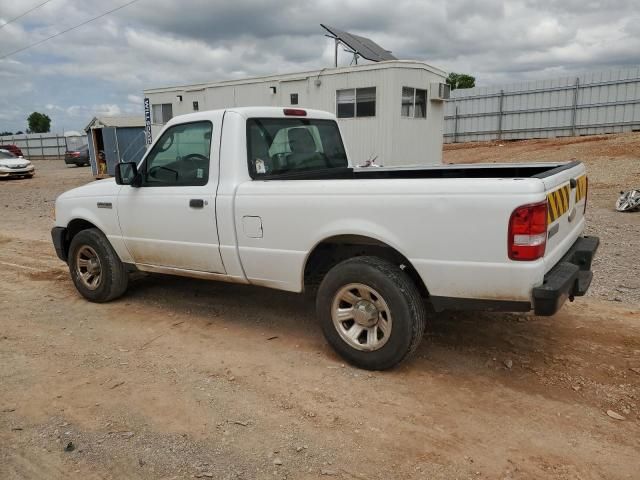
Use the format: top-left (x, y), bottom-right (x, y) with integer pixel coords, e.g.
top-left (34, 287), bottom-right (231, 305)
top-left (247, 118), bottom-right (348, 177)
top-left (0, 151), bottom-right (16, 159)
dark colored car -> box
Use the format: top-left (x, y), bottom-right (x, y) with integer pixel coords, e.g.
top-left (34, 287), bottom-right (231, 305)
top-left (64, 144), bottom-right (90, 166)
top-left (0, 144), bottom-right (25, 157)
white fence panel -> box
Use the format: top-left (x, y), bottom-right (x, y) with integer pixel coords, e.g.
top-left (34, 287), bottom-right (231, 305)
top-left (0, 133), bottom-right (86, 159)
top-left (444, 67), bottom-right (640, 143)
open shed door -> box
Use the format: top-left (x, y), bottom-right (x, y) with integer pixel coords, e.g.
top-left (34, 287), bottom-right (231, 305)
top-left (101, 127), bottom-right (118, 176)
top-left (87, 131), bottom-right (97, 176)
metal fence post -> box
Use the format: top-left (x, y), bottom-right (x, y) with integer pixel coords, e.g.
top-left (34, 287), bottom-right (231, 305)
top-left (453, 104), bottom-right (459, 143)
top-left (497, 89), bottom-right (504, 141)
top-left (25, 135), bottom-right (30, 157)
top-left (571, 77), bottom-right (580, 137)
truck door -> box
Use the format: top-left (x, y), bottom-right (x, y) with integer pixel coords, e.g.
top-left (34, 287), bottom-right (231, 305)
top-left (117, 118), bottom-right (225, 273)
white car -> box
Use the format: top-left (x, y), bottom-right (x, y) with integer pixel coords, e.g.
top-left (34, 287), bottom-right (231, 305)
top-left (0, 149), bottom-right (35, 178)
top-left (51, 107), bottom-right (598, 370)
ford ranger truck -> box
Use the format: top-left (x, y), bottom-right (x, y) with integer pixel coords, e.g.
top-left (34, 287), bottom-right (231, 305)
top-left (51, 107), bottom-right (599, 370)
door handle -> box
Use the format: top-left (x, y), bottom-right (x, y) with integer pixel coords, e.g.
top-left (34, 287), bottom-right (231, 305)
top-left (189, 199), bottom-right (205, 208)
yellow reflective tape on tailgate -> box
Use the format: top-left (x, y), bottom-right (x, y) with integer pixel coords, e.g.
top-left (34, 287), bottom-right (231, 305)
top-left (575, 175), bottom-right (588, 204)
top-left (547, 184), bottom-right (571, 224)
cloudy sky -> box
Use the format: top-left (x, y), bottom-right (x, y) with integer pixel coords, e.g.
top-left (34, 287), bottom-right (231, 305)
top-left (1, 0), bottom-right (638, 132)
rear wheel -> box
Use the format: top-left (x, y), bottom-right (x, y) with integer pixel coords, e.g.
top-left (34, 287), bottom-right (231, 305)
top-left (316, 256), bottom-right (426, 370)
top-left (68, 228), bottom-right (129, 302)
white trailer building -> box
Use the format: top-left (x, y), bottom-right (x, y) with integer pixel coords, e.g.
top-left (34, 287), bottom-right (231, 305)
top-left (143, 60), bottom-right (448, 166)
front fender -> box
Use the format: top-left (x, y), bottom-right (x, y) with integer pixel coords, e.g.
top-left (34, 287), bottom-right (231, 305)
top-left (55, 198), bottom-right (132, 264)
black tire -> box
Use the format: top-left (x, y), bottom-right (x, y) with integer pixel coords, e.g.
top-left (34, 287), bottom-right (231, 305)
top-left (68, 228), bottom-right (129, 302)
top-left (316, 256), bottom-right (426, 370)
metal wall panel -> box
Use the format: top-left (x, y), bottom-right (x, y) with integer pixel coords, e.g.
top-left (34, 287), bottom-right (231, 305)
top-left (101, 127), bottom-right (119, 176)
top-left (444, 67), bottom-right (640, 143)
top-left (116, 128), bottom-right (147, 164)
top-left (0, 133), bottom-right (86, 159)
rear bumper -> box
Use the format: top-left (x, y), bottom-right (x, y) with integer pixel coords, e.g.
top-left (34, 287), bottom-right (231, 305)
top-left (532, 236), bottom-right (599, 316)
top-left (51, 226), bottom-right (68, 262)
top-left (64, 156), bottom-right (87, 165)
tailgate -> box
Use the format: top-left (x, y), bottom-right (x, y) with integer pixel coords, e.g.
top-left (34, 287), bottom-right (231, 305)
top-left (539, 162), bottom-right (588, 273)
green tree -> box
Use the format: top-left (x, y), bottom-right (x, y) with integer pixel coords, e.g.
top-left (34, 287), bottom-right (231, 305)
top-left (446, 72), bottom-right (476, 90)
top-left (27, 112), bottom-right (51, 133)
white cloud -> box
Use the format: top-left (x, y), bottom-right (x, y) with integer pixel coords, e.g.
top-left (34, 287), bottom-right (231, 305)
top-left (64, 104), bottom-right (121, 118)
top-left (0, 0), bottom-right (638, 131)
top-left (94, 104), bottom-right (121, 116)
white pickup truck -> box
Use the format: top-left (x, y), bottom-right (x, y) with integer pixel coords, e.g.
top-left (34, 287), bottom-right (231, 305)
top-left (52, 107), bottom-right (598, 370)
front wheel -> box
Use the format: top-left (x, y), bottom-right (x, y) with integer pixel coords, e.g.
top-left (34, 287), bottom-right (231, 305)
top-left (316, 256), bottom-right (426, 370)
top-left (68, 228), bottom-right (129, 302)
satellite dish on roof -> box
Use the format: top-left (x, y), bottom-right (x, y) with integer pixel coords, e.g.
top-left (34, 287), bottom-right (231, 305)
top-left (321, 24), bottom-right (397, 67)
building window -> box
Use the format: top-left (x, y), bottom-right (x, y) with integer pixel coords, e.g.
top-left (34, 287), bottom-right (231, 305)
top-left (336, 87), bottom-right (376, 118)
top-left (290, 93), bottom-right (298, 105)
top-left (193, 101), bottom-right (199, 111)
top-left (152, 103), bottom-right (173, 124)
top-left (401, 87), bottom-right (427, 118)
top-left (336, 89), bottom-right (355, 118)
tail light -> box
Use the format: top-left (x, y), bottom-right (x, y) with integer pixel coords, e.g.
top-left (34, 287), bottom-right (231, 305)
top-left (68, 151), bottom-right (80, 157)
top-left (283, 108), bottom-right (306, 116)
top-left (508, 201), bottom-right (548, 261)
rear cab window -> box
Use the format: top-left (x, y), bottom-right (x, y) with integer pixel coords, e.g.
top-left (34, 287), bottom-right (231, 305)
top-left (247, 118), bottom-right (348, 178)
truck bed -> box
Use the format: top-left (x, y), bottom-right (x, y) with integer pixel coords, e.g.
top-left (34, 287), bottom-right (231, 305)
top-left (260, 161), bottom-right (579, 180)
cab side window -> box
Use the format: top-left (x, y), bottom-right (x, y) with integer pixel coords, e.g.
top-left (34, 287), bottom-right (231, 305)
top-left (141, 121), bottom-right (212, 186)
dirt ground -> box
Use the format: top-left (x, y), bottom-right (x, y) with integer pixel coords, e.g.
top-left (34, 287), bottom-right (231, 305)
top-left (1, 134), bottom-right (639, 480)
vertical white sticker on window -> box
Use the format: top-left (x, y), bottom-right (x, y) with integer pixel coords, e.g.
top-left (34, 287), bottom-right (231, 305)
top-left (196, 168), bottom-right (204, 179)
top-left (255, 158), bottom-right (266, 174)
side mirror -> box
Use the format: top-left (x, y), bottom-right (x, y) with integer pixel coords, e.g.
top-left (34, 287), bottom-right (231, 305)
top-left (115, 162), bottom-right (138, 186)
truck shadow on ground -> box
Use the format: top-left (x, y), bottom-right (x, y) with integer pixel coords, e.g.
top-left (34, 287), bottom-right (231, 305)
top-left (122, 274), bottom-right (584, 384)
top-left (50, 269), bottom-right (638, 410)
